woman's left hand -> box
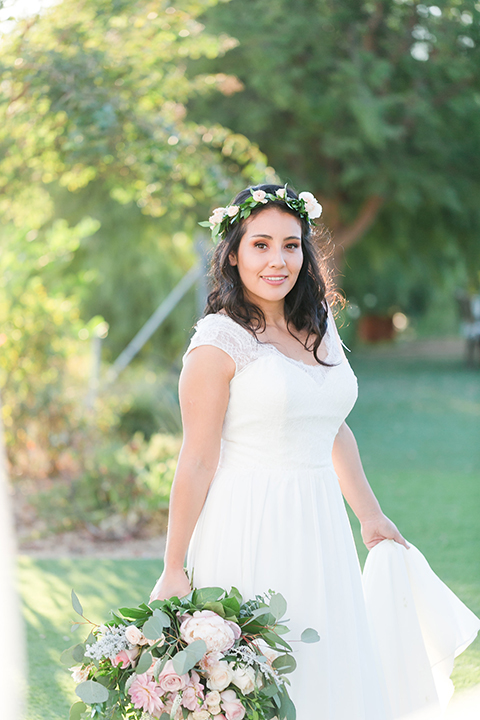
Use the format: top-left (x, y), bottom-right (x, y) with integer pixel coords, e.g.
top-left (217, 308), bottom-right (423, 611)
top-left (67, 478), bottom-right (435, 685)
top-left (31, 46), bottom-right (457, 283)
top-left (361, 513), bottom-right (410, 551)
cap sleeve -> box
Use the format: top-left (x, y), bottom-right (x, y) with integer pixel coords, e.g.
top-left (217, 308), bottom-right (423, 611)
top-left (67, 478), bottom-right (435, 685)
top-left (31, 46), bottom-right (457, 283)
top-left (183, 314), bottom-right (257, 374)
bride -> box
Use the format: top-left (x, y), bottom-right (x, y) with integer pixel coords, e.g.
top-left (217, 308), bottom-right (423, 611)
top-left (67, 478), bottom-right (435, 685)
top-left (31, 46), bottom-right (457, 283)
top-left (150, 184), bottom-right (479, 719)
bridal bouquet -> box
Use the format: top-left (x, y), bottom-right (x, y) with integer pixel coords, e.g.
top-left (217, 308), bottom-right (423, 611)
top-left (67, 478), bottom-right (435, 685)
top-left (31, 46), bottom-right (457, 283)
top-left (64, 586), bottom-right (319, 720)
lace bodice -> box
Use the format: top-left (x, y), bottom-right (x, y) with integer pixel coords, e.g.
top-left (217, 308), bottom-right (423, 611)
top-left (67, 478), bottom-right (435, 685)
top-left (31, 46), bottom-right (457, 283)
top-left (183, 306), bottom-right (349, 387)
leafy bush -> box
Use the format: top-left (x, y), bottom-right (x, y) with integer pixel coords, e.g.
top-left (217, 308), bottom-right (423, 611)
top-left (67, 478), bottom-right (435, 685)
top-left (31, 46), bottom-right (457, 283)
top-left (33, 432), bottom-right (180, 538)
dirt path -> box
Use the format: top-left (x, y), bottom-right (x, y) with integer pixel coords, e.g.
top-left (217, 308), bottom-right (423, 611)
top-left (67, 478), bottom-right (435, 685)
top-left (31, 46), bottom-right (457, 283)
top-left (18, 528), bottom-right (166, 559)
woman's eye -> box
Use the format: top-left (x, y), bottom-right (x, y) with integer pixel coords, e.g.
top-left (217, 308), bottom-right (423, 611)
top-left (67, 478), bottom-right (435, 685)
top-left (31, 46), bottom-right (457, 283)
top-left (254, 242), bottom-right (267, 249)
top-left (286, 243), bottom-right (300, 250)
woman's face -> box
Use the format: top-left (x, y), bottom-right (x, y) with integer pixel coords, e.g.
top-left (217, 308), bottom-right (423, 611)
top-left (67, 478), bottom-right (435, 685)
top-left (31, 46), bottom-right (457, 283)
top-left (229, 206), bottom-right (304, 309)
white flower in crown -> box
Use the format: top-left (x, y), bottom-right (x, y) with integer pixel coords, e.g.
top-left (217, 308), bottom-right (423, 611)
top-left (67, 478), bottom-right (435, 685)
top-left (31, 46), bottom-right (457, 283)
top-left (227, 204), bottom-right (240, 217)
top-left (299, 191), bottom-right (323, 220)
top-left (251, 189), bottom-right (268, 203)
top-left (209, 207), bottom-right (227, 227)
top-left (276, 188), bottom-right (286, 199)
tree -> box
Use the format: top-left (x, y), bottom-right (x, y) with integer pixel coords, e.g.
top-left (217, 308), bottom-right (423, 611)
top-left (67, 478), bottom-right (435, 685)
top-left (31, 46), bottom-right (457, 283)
top-left (190, 0), bottom-right (480, 285)
top-left (0, 0), bottom-right (269, 221)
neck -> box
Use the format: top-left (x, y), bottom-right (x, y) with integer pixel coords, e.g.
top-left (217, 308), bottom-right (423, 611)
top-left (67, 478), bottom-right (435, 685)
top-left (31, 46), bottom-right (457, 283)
top-left (244, 292), bottom-right (287, 328)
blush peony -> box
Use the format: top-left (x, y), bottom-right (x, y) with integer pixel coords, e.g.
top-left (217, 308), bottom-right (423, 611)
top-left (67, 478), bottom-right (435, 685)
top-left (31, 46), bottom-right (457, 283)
top-left (180, 610), bottom-right (240, 654)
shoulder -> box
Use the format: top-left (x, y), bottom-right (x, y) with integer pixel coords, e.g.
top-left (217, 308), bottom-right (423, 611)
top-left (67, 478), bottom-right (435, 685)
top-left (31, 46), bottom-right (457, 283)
top-left (183, 313), bottom-right (257, 373)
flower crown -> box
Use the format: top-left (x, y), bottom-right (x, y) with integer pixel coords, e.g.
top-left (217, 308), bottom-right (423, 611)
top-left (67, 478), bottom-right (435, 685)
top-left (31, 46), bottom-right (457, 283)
top-left (199, 186), bottom-right (323, 243)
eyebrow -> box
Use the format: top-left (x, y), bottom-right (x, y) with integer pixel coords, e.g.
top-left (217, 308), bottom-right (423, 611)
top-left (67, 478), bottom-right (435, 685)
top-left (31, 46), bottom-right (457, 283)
top-left (250, 233), bottom-right (301, 240)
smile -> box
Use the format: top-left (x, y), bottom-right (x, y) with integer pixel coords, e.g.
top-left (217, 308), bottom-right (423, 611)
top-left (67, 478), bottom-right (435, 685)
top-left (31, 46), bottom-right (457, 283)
top-left (261, 276), bottom-right (288, 284)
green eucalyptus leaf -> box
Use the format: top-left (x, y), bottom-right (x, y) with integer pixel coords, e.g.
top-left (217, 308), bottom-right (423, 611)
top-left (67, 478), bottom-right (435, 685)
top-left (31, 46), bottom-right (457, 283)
top-left (61, 644), bottom-right (85, 667)
top-left (72, 644), bottom-right (87, 663)
top-left (71, 590), bottom-right (83, 617)
top-left (274, 624), bottom-right (290, 635)
top-left (172, 648), bottom-right (199, 676)
top-left (272, 654), bottom-right (297, 674)
top-left (69, 701), bottom-right (87, 720)
top-left (300, 628), bottom-right (320, 644)
top-left (75, 679), bottom-right (109, 704)
top-left (184, 639), bottom-right (207, 663)
top-left (142, 615), bottom-right (165, 641)
top-left (135, 651), bottom-right (153, 675)
top-left (269, 593), bottom-right (287, 621)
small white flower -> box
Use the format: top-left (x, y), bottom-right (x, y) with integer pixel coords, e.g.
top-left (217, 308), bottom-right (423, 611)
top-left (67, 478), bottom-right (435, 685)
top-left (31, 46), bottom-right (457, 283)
top-left (209, 207), bottom-right (227, 227)
top-left (227, 204), bottom-right (240, 217)
top-left (251, 189), bottom-right (267, 203)
top-left (299, 191), bottom-right (322, 219)
top-left (276, 188), bottom-right (286, 199)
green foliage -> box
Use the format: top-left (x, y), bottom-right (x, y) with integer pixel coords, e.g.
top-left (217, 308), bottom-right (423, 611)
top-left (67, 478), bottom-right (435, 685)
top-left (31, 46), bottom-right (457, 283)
top-left (0, 0), bottom-right (269, 218)
top-left (33, 431), bottom-right (181, 535)
top-left (192, 0), bottom-right (480, 282)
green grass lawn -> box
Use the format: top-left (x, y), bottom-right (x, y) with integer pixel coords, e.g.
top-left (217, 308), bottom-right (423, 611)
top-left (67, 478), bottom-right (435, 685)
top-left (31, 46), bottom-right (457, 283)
top-left (18, 353), bottom-right (480, 718)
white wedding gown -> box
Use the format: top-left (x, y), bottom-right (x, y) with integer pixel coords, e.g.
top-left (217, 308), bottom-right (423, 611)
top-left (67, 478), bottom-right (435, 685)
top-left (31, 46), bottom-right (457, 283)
top-left (184, 308), bottom-right (479, 720)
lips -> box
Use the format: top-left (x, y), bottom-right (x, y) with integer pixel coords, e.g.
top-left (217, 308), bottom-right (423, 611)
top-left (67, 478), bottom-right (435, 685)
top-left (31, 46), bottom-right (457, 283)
top-left (261, 275), bottom-right (288, 284)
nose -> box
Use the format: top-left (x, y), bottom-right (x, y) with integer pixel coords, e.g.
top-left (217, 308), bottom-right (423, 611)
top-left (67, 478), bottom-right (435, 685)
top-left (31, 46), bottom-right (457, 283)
top-left (268, 247), bottom-right (287, 268)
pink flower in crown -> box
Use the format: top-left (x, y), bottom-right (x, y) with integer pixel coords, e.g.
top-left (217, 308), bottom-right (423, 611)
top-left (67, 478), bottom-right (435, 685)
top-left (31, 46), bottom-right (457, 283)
top-left (251, 189), bottom-right (267, 203)
top-left (157, 659), bottom-right (189, 693)
top-left (128, 673), bottom-right (165, 717)
top-left (112, 647), bottom-right (139, 668)
top-left (180, 610), bottom-right (240, 654)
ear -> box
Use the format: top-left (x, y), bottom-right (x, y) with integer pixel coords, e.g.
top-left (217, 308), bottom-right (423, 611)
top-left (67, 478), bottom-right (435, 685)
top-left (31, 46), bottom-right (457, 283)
top-left (228, 251), bottom-right (238, 266)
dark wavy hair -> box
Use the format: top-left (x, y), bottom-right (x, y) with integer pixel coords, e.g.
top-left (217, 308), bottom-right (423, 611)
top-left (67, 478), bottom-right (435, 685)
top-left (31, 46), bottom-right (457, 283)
top-left (205, 183), bottom-right (338, 366)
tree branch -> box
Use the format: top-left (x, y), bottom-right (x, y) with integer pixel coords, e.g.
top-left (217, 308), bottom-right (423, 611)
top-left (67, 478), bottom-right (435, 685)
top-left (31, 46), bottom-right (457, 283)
top-left (332, 195), bottom-right (384, 251)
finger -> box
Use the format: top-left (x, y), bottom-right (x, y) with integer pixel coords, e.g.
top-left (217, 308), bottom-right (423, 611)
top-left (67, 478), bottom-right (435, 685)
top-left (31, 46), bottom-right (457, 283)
top-left (393, 530), bottom-right (410, 550)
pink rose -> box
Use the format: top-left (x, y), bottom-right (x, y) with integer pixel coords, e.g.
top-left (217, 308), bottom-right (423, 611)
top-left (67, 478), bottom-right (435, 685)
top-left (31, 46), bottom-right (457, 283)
top-left (112, 647), bottom-right (139, 668)
top-left (220, 689), bottom-right (245, 720)
top-left (157, 659), bottom-right (189, 693)
top-left (180, 610), bottom-right (239, 654)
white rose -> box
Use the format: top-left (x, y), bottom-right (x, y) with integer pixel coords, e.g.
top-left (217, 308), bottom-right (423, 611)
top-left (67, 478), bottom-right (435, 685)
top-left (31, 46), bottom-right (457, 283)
top-left (206, 660), bottom-right (233, 691)
top-left (205, 691), bottom-right (222, 707)
top-left (125, 625), bottom-right (144, 645)
top-left (298, 191), bottom-right (322, 219)
top-left (191, 711), bottom-right (210, 720)
top-left (209, 207), bottom-right (226, 226)
top-left (180, 610), bottom-right (238, 654)
top-left (276, 188), bottom-right (286, 199)
top-left (70, 664), bottom-right (91, 683)
top-left (251, 190), bottom-right (267, 203)
top-left (231, 664), bottom-right (255, 695)
top-left (227, 204), bottom-right (240, 217)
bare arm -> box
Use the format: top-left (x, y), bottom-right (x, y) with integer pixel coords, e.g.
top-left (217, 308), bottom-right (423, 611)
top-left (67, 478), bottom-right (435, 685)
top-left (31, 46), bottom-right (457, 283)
top-left (149, 345), bottom-right (235, 601)
top-left (332, 422), bottom-right (409, 550)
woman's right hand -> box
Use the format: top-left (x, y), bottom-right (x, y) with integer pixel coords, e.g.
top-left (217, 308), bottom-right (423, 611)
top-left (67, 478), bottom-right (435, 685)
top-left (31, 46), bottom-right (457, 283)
top-left (149, 567), bottom-right (192, 604)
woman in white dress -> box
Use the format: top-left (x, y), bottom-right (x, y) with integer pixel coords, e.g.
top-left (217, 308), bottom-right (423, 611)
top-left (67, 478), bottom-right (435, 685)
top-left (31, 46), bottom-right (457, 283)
top-left (150, 185), bottom-right (479, 720)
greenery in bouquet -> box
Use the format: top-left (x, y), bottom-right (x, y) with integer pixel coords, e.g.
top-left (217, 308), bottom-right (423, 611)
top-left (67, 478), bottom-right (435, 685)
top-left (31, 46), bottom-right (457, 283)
top-left (64, 585), bottom-right (319, 720)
